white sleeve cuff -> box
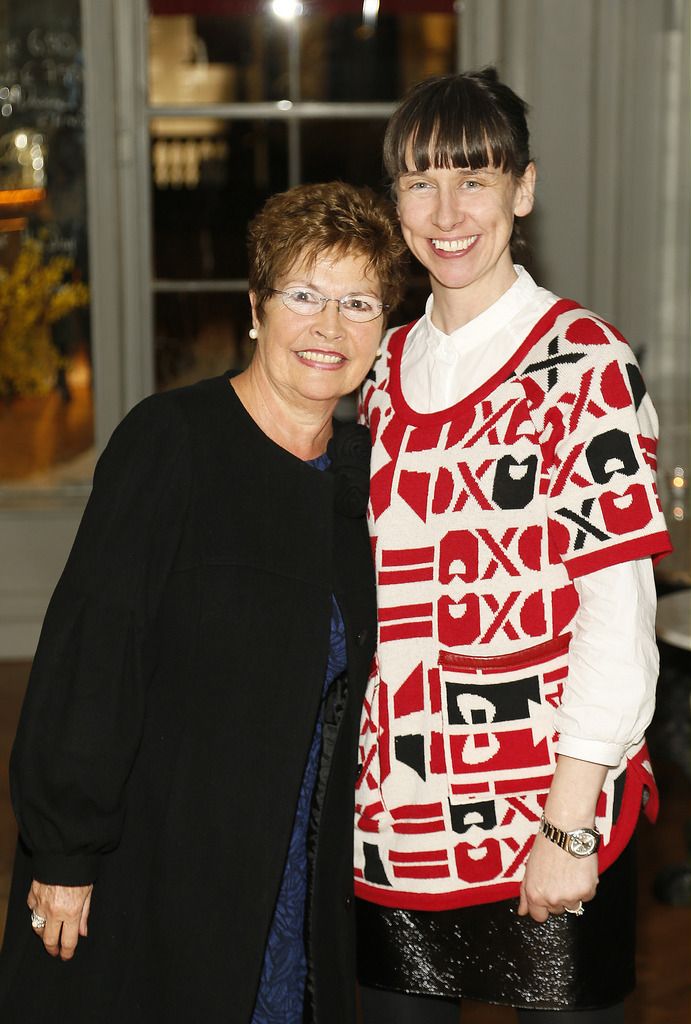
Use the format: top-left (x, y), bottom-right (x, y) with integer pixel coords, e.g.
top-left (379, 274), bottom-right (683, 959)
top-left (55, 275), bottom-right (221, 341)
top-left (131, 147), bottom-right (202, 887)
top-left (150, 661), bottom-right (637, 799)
top-left (555, 733), bottom-right (626, 768)
top-left (554, 558), bottom-right (658, 755)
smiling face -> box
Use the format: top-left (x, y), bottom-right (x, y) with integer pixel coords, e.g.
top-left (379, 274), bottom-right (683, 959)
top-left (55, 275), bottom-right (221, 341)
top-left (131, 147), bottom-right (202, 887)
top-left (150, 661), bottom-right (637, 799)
top-left (396, 156), bottom-right (536, 315)
top-left (249, 248), bottom-right (384, 411)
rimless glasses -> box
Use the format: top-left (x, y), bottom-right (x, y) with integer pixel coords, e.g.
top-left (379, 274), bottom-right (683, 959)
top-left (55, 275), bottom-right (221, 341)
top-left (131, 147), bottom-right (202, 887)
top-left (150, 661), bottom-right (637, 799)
top-left (271, 287), bottom-right (388, 323)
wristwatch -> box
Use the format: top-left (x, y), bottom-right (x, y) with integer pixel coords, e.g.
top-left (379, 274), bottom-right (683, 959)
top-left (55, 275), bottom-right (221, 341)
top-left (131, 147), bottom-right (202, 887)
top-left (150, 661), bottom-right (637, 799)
top-left (538, 812), bottom-right (601, 857)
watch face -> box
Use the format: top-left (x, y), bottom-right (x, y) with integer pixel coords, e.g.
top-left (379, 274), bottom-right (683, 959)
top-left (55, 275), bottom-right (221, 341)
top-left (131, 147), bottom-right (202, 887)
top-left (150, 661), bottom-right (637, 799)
top-left (567, 829), bottom-right (598, 857)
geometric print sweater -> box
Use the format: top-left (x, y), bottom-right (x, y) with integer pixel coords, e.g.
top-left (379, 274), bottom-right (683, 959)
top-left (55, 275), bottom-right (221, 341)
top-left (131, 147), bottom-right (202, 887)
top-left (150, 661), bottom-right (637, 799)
top-left (354, 299), bottom-right (672, 910)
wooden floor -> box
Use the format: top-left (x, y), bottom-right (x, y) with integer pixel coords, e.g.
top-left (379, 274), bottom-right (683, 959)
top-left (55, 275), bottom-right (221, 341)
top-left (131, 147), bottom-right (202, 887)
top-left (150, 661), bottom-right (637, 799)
top-left (0, 660), bottom-right (689, 1022)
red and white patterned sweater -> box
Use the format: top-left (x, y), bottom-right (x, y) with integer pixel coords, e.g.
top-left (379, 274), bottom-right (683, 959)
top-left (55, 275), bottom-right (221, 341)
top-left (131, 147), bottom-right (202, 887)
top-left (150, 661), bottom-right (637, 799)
top-left (354, 298), bottom-right (671, 910)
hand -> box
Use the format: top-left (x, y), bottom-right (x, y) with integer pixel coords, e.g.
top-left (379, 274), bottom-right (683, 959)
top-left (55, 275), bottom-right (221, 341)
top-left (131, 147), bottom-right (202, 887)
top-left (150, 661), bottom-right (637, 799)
top-left (517, 832), bottom-right (598, 922)
top-left (27, 880), bottom-right (93, 960)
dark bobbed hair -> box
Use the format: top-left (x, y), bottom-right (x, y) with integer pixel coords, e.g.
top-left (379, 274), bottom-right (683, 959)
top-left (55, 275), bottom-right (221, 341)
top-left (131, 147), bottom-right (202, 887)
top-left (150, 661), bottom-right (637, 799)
top-left (248, 181), bottom-right (408, 323)
top-left (384, 67), bottom-right (531, 182)
top-left (384, 67), bottom-right (533, 258)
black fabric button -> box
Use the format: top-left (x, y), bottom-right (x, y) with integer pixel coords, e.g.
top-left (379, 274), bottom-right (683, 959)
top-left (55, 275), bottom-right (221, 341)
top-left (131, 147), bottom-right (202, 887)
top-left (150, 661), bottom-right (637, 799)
top-left (355, 629), bottom-right (368, 647)
top-left (344, 895), bottom-right (353, 908)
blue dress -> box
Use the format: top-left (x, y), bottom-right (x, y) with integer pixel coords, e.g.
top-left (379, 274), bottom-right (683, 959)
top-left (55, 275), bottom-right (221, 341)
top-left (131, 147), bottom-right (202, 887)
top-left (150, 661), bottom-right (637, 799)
top-left (251, 453), bottom-right (347, 1023)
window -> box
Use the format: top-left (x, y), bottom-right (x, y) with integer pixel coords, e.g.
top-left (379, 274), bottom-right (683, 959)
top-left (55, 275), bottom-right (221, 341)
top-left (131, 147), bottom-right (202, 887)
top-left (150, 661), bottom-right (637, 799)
top-left (0, 0), bottom-right (92, 488)
top-left (146, 1), bottom-right (454, 390)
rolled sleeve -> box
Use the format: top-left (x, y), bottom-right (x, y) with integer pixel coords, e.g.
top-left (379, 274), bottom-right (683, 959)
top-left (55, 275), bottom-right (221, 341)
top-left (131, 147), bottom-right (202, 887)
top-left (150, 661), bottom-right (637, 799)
top-left (555, 734), bottom-right (626, 768)
top-left (554, 558), bottom-right (659, 766)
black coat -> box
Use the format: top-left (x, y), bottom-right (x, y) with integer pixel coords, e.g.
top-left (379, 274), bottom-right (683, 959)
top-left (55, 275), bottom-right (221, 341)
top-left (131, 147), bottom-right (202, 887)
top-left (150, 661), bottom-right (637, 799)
top-left (0, 375), bottom-right (376, 1023)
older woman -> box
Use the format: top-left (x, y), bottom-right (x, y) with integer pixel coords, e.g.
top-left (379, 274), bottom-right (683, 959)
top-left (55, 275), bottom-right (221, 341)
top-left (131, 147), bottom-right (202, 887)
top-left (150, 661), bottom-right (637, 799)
top-left (0, 181), bottom-right (407, 1023)
top-left (355, 70), bottom-right (671, 1022)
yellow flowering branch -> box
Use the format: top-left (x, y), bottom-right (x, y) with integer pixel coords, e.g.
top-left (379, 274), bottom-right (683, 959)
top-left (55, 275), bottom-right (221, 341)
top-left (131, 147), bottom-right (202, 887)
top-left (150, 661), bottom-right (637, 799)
top-left (0, 236), bottom-right (90, 398)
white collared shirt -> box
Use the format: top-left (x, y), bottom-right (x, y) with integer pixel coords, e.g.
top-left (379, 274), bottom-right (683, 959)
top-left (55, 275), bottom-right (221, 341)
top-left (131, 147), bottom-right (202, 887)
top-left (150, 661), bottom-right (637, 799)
top-left (401, 266), bottom-right (558, 414)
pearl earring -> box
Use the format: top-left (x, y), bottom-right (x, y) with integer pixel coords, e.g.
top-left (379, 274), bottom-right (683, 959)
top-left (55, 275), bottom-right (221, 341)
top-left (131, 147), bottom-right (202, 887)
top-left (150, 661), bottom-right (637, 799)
top-left (376, 347), bottom-right (382, 358)
top-left (249, 327), bottom-right (258, 340)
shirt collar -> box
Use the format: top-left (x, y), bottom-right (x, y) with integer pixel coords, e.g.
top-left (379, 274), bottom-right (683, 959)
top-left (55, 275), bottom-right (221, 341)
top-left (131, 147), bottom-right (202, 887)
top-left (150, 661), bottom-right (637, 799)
top-left (423, 266), bottom-right (540, 359)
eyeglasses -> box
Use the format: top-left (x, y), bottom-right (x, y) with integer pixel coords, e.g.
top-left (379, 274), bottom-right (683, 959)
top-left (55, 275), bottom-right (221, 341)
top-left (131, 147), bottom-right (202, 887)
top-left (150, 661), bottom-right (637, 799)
top-left (271, 287), bottom-right (388, 323)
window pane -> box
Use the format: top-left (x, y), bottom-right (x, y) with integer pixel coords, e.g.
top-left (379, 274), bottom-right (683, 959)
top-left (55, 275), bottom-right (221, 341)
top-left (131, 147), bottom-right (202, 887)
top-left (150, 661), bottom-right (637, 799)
top-left (148, 10), bottom-right (290, 105)
top-left (155, 290), bottom-right (250, 392)
top-left (147, 4), bottom-right (455, 105)
top-left (300, 119), bottom-right (387, 188)
top-left (151, 120), bottom-right (288, 280)
top-left (301, 11), bottom-right (456, 101)
top-left (0, 0), bottom-right (93, 487)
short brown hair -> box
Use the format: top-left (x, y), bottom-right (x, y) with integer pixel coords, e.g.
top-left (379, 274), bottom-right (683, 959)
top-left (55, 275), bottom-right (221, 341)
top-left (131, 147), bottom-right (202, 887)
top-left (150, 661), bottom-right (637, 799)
top-left (247, 181), bottom-right (408, 322)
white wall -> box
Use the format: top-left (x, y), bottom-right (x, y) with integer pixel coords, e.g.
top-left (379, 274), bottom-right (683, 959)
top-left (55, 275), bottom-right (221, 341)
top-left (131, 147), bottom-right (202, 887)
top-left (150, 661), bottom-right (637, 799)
top-left (0, 501), bottom-right (85, 657)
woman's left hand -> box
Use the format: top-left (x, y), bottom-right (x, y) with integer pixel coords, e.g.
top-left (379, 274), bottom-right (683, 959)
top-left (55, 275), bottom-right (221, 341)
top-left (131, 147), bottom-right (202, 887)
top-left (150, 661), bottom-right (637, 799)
top-left (27, 879), bottom-right (93, 960)
top-left (517, 831), bottom-right (598, 922)
top-left (517, 754), bottom-right (607, 923)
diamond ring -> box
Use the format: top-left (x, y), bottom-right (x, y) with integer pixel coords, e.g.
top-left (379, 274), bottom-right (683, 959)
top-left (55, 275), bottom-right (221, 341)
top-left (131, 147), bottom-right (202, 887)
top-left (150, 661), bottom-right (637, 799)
top-left (564, 901), bottom-right (585, 916)
top-left (30, 909), bottom-right (47, 929)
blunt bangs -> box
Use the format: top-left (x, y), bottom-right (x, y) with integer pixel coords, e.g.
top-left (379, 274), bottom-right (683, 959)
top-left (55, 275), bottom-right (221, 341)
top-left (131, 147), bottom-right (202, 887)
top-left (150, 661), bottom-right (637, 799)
top-left (384, 71), bottom-right (531, 185)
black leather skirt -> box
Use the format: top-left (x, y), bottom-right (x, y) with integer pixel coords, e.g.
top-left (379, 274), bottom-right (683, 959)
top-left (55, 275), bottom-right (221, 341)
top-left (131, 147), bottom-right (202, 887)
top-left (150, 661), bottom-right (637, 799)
top-left (356, 840), bottom-right (636, 1011)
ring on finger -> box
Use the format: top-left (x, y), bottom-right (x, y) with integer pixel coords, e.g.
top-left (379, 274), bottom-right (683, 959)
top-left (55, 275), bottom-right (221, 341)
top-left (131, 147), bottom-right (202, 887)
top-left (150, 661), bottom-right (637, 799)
top-left (30, 909), bottom-right (47, 929)
top-left (564, 900), bottom-right (585, 916)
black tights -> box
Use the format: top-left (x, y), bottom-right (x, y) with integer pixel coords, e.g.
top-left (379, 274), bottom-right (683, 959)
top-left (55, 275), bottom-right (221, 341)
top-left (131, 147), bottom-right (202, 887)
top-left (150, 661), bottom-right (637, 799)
top-left (359, 986), bottom-right (626, 1024)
